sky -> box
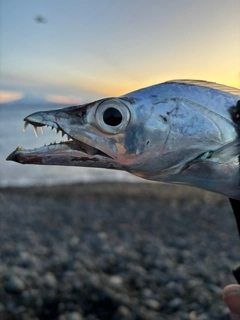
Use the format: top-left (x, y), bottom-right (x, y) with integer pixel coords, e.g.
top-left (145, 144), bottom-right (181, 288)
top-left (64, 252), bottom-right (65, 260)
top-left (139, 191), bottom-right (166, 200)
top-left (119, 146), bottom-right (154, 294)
top-left (0, 0), bottom-right (240, 104)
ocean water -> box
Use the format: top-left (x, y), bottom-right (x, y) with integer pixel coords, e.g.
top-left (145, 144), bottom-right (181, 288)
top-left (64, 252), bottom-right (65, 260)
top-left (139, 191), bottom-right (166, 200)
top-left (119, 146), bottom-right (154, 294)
top-left (0, 103), bottom-right (141, 187)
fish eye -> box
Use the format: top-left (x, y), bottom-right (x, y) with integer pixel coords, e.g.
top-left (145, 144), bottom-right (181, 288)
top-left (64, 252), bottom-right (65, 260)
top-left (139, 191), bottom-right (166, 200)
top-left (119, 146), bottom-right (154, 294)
top-left (103, 108), bottom-right (122, 126)
top-left (95, 99), bottom-right (130, 134)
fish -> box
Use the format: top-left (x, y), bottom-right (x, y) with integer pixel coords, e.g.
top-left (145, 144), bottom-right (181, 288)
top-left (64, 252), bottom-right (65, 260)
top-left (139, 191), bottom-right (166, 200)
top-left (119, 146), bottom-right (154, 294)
top-left (7, 80), bottom-right (240, 201)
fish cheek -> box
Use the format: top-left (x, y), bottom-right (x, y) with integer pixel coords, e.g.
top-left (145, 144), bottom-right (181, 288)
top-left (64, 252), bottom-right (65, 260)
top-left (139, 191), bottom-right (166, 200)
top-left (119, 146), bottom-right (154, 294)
top-left (124, 124), bottom-right (147, 155)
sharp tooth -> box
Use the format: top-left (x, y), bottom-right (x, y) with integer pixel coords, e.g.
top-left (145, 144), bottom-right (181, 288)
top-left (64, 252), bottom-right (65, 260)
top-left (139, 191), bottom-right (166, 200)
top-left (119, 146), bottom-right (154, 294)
top-left (16, 146), bottom-right (26, 151)
top-left (23, 121), bottom-right (29, 132)
top-left (39, 127), bottom-right (44, 134)
top-left (33, 126), bottom-right (38, 137)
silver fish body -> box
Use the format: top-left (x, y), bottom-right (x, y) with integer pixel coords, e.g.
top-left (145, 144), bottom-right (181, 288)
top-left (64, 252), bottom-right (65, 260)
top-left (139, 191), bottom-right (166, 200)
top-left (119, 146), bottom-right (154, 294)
top-left (7, 80), bottom-right (240, 200)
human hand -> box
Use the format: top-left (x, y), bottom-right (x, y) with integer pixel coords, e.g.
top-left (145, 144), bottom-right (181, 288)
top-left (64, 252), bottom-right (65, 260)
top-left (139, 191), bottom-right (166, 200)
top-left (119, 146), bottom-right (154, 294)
top-left (223, 285), bottom-right (240, 319)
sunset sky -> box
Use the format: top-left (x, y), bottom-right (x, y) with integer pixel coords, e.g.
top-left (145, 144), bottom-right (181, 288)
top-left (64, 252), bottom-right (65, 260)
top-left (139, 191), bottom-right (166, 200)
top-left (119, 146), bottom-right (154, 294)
top-left (1, 0), bottom-right (240, 104)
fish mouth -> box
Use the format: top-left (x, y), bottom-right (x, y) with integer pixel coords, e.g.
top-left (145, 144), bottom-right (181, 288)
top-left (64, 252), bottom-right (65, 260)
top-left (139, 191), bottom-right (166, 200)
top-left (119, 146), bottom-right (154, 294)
top-left (6, 115), bottom-right (120, 169)
top-left (23, 118), bottom-right (110, 158)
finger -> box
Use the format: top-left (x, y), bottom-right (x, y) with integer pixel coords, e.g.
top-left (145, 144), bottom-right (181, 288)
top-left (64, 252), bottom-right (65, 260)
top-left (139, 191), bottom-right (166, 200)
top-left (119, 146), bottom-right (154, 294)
top-left (223, 284), bottom-right (240, 319)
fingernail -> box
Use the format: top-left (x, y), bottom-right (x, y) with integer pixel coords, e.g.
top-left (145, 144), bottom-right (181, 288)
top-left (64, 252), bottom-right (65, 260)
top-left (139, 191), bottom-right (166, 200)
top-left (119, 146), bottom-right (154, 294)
top-left (225, 286), bottom-right (240, 297)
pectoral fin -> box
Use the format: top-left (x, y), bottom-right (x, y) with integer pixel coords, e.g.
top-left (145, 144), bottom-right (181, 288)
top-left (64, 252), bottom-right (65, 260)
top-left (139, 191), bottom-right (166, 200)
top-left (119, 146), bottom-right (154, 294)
top-left (209, 139), bottom-right (240, 164)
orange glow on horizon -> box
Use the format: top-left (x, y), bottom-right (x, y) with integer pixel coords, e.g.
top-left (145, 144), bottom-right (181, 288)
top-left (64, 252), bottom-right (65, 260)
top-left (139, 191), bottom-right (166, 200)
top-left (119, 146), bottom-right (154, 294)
top-left (0, 91), bottom-right (24, 103)
top-left (46, 94), bottom-right (82, 104)
top-left (69, 76), bottom-right (240, 99)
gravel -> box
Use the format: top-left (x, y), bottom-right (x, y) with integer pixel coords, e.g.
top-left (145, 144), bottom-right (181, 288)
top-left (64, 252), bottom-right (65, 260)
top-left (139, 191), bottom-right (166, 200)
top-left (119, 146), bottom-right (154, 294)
top-left (0, 182), bottom-right (239, 320)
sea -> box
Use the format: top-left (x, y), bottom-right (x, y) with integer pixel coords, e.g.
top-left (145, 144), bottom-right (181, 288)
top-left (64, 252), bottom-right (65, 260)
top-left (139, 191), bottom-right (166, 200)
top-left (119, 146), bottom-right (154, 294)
top-left (0, 102), bottom-right (141, 187)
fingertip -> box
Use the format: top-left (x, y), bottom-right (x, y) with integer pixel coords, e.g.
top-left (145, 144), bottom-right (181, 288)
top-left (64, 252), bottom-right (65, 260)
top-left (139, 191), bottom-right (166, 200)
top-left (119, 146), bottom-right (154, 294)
top-left (223, 284), bottom-right (240, 298)
top-left (223, 284), bottom-right (240, 318)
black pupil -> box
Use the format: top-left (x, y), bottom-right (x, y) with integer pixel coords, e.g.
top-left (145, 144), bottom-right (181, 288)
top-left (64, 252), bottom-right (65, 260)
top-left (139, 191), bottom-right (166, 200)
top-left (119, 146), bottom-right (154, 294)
top-left (103, 108), bottom-right (122, 126)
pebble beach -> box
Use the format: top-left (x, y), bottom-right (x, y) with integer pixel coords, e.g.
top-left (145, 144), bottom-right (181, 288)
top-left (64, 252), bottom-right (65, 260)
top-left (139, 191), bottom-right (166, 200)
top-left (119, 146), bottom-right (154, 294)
top-left (0, 182), bottom-right (239, 320)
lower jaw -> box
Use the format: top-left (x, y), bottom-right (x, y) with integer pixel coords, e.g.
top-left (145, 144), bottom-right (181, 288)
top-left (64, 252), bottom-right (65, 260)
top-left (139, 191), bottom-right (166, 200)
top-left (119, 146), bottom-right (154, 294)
top-left (7, 143), bottom-right (121, 170)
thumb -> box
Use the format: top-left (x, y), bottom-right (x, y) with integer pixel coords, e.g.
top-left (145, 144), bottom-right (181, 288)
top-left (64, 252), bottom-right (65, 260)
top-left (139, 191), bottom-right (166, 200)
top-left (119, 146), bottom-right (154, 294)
top-left (223, 285), bottom-right (240, 319)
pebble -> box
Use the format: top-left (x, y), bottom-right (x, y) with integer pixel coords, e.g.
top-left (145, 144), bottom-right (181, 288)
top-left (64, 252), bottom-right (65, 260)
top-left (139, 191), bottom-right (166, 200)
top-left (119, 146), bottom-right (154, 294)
top-left (109, 275), bottom-right (124, 286)
top-left (197, 314), bottom-right (209, 320)
top-left (144, 299), bottom-right (160, 310)
top-left (5, 275), bottom-right (25, 294)
top-left (168, 297), bottom-right (182, 310)
top-left (43, 272), bottom-right (57, 288)
top-left (21, 289), bottom-right (43, 308)
top-left (141, 287), bottom-right (152, 298)
top-left (112, 306), bottom-right (132, 320)
top-left (189, 310), bottom-right (197, 320)
top-left (59, 312), bottom-right (83, 320)
top-left (69, 237), bottom-right (80, 249)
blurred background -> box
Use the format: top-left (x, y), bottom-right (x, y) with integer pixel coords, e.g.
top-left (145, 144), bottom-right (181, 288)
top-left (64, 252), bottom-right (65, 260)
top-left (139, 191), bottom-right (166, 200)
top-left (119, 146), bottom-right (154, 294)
top-left (1, 2), bottom-right (240, 319)
top-left (1, 0), bottom-right (240, 186)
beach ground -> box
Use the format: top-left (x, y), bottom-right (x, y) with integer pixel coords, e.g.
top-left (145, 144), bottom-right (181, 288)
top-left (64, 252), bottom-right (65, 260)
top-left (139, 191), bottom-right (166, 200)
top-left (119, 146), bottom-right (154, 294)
top-left (0, 182), bottom-right (238, 320)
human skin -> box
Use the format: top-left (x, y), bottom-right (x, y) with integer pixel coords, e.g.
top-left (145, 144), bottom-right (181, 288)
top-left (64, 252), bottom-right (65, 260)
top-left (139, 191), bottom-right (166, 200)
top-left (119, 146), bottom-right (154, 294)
top-left (223, 285), bottom-right (240, 319)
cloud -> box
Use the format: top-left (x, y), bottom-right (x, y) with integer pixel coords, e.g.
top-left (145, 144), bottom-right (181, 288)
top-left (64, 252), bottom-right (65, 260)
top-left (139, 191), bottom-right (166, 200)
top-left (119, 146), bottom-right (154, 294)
top-left (0, 90), bottom-right (24, 103)
top-left (1, 71), bottom-right (109, 101)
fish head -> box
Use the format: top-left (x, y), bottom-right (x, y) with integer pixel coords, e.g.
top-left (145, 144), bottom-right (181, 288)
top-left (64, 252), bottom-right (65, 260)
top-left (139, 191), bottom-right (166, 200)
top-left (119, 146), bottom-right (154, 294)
top-left (7, 95), bottom-right (168, 174)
